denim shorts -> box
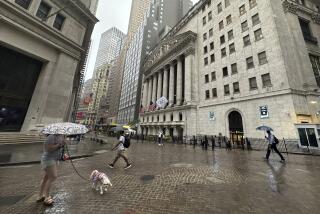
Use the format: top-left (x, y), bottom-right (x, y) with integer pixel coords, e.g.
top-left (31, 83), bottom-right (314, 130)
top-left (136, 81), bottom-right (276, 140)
top-left (41, 159), bottom-right (57, 170)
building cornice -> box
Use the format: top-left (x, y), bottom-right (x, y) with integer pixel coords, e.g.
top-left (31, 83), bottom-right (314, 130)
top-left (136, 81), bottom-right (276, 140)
top-left (143, 30), bottom-right (197, 76)
top-left (283, 0), bottom-right (320, 24)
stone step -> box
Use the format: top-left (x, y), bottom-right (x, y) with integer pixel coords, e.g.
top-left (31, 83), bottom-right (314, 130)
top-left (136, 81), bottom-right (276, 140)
top-left (0, 133), bottom-right (45, 144)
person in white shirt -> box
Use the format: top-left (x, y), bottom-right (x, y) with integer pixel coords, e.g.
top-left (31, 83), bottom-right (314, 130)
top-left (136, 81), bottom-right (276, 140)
top-left (108, 131), bottom-right (132, 169)
top-left (158, 132), bottom-right (164, 146)
top-left (265, 130), bottom-right (285, 163)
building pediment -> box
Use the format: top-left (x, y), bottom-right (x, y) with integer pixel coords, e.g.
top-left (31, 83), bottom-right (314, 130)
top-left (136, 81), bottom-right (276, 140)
top-left (144, 31), bottom-right (197, 73)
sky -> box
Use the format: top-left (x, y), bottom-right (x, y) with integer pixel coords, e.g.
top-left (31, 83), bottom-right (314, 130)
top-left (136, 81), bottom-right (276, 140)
top-left (85, 0), bottom-right (200, 81)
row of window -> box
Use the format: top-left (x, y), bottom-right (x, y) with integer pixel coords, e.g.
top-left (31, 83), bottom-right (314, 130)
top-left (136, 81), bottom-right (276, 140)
top-left (142, 113), bottom-right (184, 123)
top-left (203, 13), bottom-right (261, 42)
top-left (204, 51), bottom-right (268, 84)
top-left (15, 0), bottom-right (65, 30)
top-left (204, 73), bottom-right (272, 99)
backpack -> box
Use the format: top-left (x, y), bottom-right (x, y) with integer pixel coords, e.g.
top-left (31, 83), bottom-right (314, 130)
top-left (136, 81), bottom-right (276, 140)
top-left (274, 136), bottom-right (279, 144)
top-left (123, 136), bottom-right (131, 148)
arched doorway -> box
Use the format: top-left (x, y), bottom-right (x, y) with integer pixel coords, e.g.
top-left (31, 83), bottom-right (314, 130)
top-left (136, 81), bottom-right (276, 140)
top-left (228, 111), bottom-right (244, 147)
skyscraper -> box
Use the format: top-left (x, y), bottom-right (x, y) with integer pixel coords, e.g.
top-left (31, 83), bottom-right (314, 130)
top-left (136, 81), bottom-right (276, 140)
top-left (94, 27), bottom-right (126, 70)
top-left (105, 0), bottom-right (152, 124)
top-left (117, 0), bottom-right (193, 124)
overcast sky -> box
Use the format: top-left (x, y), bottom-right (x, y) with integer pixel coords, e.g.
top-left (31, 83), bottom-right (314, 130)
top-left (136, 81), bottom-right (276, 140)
top-left (85, 0), bottom-right (200, 80)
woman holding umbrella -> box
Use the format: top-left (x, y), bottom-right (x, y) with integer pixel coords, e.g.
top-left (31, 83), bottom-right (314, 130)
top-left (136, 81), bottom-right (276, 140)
top-left (37, 134), bottom-right (65, 206)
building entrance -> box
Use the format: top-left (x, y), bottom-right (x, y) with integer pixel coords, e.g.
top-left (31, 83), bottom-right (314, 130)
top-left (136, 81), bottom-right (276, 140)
top-left (228, 111), bottom-right (244, 147)
top-left (0, 45), bottom-right (42, 131)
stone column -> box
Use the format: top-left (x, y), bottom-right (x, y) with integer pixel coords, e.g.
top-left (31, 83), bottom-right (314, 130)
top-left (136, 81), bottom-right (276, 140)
top-left (169, 63), bottom-right (175, 107)
top-left (184, 49), bottom-right (194, 104)
top-left (157, 70), bottom-right (163, 100)
top-left (176, 57), bottom-right (183, 105)
top-left (143, 80), bottom-right (148, 107)
top-left (163, 67), bottom-right (169, 100)
top-left (152, 74), bottom-right (157, 104)
top-left (147, 77), bottom-right (152, 106)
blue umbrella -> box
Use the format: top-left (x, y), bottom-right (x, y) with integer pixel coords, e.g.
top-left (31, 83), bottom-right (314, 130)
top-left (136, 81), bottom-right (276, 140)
top-left (256, 125), bottom-right (273, 132)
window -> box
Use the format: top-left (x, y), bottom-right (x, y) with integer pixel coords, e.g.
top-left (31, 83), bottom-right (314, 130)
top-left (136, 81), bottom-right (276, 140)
top-left (209, 28), bottom-right (213, 37)
top-left (261, 73), bottom-right (272, 87)
top-left (223, 67), bottom-right (228, 77)
top-left (224, 84), bottom-right (230, 95)
top-left (241, 21), bottom-right (249, 32)
top-left (210, 54), bottom-right (215, 63)
top-left (299, 18), bottom-right (318, 44)
top-left (228, 30), bottom-right (234, 40)
top-left (226, 15), bottom-right (232, 25)
top-left (225, 0), bottom-right (230, 8)
top-left (36, 1), bottom-right (51, 21)
top-left (203, 33), bottom-right (207, 41)
top-left (204, 57), bottom-right (209, 65)
top-left (239, 5), bottom-right (246, 16)
top-left (252, 13), bottom-right (260, 26)
top-left (243, 35), bottom-right (251, 46)
top-left (309, 55), bottom-right (320, 87)
top-left (258, 51), bottom-right (268, 65)
top-left (53, 14), bottom-right (65, 30)
top-left (229, 43), bottom-right (235, 54)
top-left (218, 2), bottom-right (222, 13)
top-left (205, 74), bottom-right (209, 83)
top-left (221, 48), bottom-right (226, 58)
top-left (220, 35), bottom-right (225, 44)
top-left (249, 0), bottom-right (257, 8)
top-left (249, 77), bottom-right (258, 90)
top-left (246, 56), bottom-right (254, 69)
top-left (211, 71), bottom-right (216, 81)
top-left (210, 42), bottom-right (214, 50)
top-left (231, 63), bottom-right (238, 74)
top-left (254, 28), bottom-right (263, 41)
top-left (208, 11), bottom-right (212, 21)
top-left (15, 0), bottom-right (32, 9)
top-left (219, 21), bottom-right (224, 30)
top-left (204, 46), bottom-right (208, 54)
top-left (233, 82), bottom-right (240, 93)
top-left (205, 90), bottom-right (210, 99)
top-left (212, 88), bottom-right (217, 98)
top-left (203, 16), bottom-right (207, 26)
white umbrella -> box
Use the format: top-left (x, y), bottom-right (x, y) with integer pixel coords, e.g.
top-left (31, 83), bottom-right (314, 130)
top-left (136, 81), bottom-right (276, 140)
top-left (41, 122), bottom-right (89, 135)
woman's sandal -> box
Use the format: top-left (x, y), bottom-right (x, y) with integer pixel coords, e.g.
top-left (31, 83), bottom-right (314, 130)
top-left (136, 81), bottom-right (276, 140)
top-left (43, 197), bottom-right (54, 206)
top-left (36, 197), bottom-right (45, 203)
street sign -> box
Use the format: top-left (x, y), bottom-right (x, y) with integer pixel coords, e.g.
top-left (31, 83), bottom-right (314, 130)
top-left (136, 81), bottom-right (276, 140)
top-left (259, 105), bottom-right (269, 119)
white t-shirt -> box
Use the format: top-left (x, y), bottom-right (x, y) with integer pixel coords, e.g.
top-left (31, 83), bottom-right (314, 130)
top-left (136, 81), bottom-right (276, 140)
top-left (117, 135), bottom-right (125, 151)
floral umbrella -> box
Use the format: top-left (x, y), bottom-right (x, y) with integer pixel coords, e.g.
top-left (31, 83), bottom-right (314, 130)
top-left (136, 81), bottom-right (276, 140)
top-left (41, 122), bottom-right (89, 135)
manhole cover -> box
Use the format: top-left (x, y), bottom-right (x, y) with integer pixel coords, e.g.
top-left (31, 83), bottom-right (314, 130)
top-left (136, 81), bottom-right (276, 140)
top-left (140, 175), bottom-right (155, 182)
top-left (0, 195), bottom-right (26, 207)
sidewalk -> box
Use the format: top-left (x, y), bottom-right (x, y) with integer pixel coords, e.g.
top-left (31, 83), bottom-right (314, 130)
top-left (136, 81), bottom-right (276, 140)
top-left (0, 138), bottom-right (113, 166)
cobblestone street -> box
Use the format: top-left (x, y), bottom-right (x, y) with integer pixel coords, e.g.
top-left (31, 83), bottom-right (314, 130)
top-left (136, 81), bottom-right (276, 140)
top-left (1, 138), bottom-right (320, 214)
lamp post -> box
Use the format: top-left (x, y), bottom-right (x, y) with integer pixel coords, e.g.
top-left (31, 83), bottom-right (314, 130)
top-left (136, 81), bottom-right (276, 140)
top-left (93, 69), bottom-right (103, 129)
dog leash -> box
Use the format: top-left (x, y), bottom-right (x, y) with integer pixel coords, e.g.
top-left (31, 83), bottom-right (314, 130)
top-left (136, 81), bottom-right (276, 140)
top-left (64, 143), bottom-right (90, 181)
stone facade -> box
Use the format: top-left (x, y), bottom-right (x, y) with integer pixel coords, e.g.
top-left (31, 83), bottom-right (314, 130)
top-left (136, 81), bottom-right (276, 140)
top-left (0, 0), bottom-right (98, 132)
top-left (139, 0), bottom-right (320, 147)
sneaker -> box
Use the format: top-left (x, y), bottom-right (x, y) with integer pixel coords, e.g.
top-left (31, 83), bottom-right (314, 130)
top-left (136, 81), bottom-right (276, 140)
top-left (124, 164), bottom-right (132, 169)
top-left (108, 164), bottom-right (114, 168)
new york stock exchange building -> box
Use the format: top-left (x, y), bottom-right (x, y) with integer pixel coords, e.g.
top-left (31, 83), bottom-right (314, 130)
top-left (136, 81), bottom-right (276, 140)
top-left (138, 0), bottom-right (320, 149)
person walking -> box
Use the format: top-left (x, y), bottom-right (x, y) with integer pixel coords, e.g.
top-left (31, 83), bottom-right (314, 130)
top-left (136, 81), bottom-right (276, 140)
top-left (158, 131), bottom-right (164, 146)
top-left (108, 131), bottom-right (132, 169)
top-left (245, 137), bottom-right (252, 150)
top-left (218, 134), bottom-right (222, 148)
top-left (37, 134), bottom-right (65, 206)
top-left (204, 135), bottom-right (208, 150)
top-left (211, 136), bottom-right (215, 151)
top-left (265, 130), bottom-right (285, 163)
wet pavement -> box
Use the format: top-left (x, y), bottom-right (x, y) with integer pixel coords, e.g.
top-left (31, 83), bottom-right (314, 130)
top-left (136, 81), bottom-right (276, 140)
top-left (1, 138), bottom-right (320, 213)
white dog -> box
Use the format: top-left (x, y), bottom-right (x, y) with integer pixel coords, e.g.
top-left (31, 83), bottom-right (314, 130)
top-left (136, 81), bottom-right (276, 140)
top-left (90, 170), bottom-right (112, 195)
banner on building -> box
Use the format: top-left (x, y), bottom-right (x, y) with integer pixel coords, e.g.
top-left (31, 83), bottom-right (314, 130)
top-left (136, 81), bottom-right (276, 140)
top-left (156, 96), bottom-right (168, 109)
top-left (209, 111), bottom-right (215, 121)
top-left (83, 93), bottom-right (93, 105)
top-left (259, 105), bottom-right (269, 119)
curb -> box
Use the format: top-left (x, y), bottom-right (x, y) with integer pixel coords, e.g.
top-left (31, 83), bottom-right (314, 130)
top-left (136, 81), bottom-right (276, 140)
top-left (0, 154), bottom-right (94, 167)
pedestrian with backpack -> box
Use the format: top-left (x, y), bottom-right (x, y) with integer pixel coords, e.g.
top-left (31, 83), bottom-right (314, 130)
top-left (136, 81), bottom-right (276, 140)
top-left (265, 130), bottom-right (285, 163)
top-left (108, 131), bottom-right (132, 169)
